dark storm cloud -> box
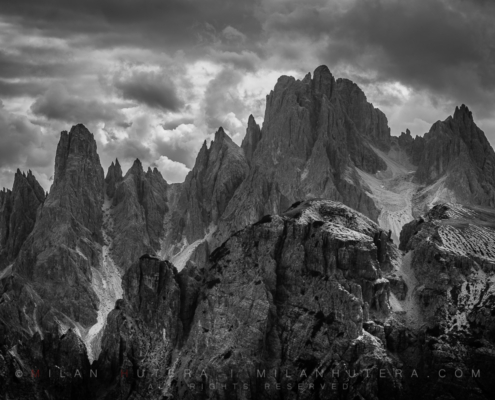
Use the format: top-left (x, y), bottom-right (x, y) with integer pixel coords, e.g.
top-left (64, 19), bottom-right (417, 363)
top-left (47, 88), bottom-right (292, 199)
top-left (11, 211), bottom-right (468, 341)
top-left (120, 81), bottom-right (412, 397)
top-left (0, 79), bottom-right (47, 98)
top-left (0, 108), bottom-right (41, 167)
top-left (115, 71), bottom-right (184, 112)
top-left (31, 83), bottom-right (127, 124)
top-left (0, 49), bottom-right (84, 80)
top-left (261, 0), bottom-right (495, 117)
top-left (0, 0), bottom-right (262, 51)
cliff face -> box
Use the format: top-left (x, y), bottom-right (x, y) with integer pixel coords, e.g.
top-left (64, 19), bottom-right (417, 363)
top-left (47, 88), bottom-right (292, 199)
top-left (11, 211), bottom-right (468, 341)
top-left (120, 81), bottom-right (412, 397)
top-left (12, 124), bottom-right (105, 327)
top-left (0, 170), bottom-right (45, 267)
top-left (241, 114), bottom-right (262, 164)
top-left (406, 105), bottom-right (495, 213)
top-left (161, 127), bottom-right (249, 269)
top-left (109, 159), bottom-right (169, 271)
top-left (395, 203), bottom-right (495, 399)
top-left (97, 200), bottom-right (402, 399)
top-left (214, 66), bottom-right (392, 249)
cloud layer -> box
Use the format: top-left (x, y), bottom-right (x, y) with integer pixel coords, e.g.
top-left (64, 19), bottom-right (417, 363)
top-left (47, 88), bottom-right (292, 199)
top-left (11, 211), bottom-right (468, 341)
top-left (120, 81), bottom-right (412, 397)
top-left (1, 0), bottom-right (495, 190)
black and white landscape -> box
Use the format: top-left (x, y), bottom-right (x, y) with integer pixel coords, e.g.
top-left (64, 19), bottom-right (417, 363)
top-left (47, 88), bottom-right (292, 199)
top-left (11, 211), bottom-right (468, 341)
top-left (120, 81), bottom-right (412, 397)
top-left (1, 1), bottom-right (495, 399)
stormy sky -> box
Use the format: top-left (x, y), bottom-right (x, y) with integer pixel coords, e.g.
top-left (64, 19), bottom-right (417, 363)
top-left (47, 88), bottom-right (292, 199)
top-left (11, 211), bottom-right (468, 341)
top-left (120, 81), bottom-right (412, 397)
top-left (1, 0), bottom-right (495, 189)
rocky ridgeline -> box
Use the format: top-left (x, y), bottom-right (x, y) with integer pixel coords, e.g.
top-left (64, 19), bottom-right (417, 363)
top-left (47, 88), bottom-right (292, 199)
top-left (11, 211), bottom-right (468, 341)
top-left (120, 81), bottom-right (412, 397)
top-left (403, 105), bottom-right (495, 214)
top-left (397, 203), bottom-right (495, 399)
top-left (94, 200), bottom-right (402, 399)
top-left (214, 67), bottom-right (392, 249)
top-left (160, 127), bottom-right (249, 267)
top-left (0, 169), bottom-right (45, 269)
top-left (106, 158), bottom-right (169, 271)
top-left (2, 65), bottom-right (495, 399)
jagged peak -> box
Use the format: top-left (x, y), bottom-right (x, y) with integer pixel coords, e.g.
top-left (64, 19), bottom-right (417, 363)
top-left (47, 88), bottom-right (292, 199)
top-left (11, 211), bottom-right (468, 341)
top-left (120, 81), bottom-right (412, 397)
top-left (247, 114), bottom-right (256, 126)
top-left (128, 158), bottom-right (144, 174)
top-left (242, 114), bottom-right (262, 163)
top-left (313, 65), bottom-right (333, 78)
top-left (399, 129), bottom-right (413, 139)
top-left (106, 158), bottom-right (123, 180)
top-left (312, 65), bottom-right (335, 98)
top-left (68, 123), bottom-right (94, 139)
top-left (454, 104), bottom-right (473, 122)
top-left (214, 126), bottom-right (229, 142)
top-left (54, 124), bottom-right (100, 185)
top-left (209, 127), bottom-right (238, 151)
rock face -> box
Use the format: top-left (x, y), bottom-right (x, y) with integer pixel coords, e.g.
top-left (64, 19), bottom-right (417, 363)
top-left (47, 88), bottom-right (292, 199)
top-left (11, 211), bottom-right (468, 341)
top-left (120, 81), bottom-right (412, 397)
top-left (0, 170), bottom-right (45, 268)
top-left (213, 66), bottom-right (392, 249)
top-left (395, 129), bottom-right (424, 166)
top-left (0, 125), bottom-right (109, 399)
top-left (109, 159), bottom-right (169, 271)
top-left (161, 127), bottom-right (249, 269)
top-left (395, 203), bottom-right (495, 399)
top-left (241, 114), bottom-right (262, 164)
top-left (2, 66), bottom-right (495, 400)
top-left (97, 200), bottom-right (402, 399)
top-left (13, 124), bottom-right (105, 327)
top-left (97, 257), bottom-right (183, 398)
top-left (104, 159), bottom-right (123, 199)
top-left (405, 105), bottom-right (495, 216)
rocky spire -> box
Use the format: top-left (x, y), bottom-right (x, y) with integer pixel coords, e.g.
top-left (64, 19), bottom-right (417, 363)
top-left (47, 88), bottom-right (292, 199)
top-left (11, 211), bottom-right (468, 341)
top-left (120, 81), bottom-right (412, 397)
top-left (105, 159), bottom-right (123, 198)
top-left (241, 115), bottom-right (262, 164)
top-left (13, 124), bottom-right (105, 327)
top-left (110, 157), bottom-right (169, 271)
top-left (0, 169), bottom-right (45, 267)
top-left (414, 105), bottom-right (495, 207)
top-left (162, 126), bottom-right (249, 265)
top-left (312, 65), bottom-right (335, 99)
top-left (48, 124), bottom-right (105, 235)
top-left (453, 103), bottom-right (473, 122)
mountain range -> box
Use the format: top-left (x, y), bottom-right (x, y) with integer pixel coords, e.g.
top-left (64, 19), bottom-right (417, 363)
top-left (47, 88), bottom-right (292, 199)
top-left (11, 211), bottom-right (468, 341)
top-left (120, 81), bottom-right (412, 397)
top-left (1, 65), bottom-right (495, 400)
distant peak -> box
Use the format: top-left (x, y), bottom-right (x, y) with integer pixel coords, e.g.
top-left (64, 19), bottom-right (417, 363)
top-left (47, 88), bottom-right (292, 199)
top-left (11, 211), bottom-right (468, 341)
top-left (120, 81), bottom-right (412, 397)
top-left (247, 114), bottom-right (260, 129)
top-left (312, 65), bottom-right (335, 98)
top-left (69, 123), bottom-right (93, 138)
top-left (214, 127), bottom-right (228, 141)
top-left (211, 127), bottom-right (234, 149)
top-left (454, 104), bottom-right (473, 121)
top-left (128, 158), bottom-right (144, 175)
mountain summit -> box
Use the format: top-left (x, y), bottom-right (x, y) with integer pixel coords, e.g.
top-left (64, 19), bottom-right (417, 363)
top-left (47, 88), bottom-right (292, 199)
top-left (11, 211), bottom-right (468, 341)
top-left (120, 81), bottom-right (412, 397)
top-left (1, 67), bottom-right (495, 400)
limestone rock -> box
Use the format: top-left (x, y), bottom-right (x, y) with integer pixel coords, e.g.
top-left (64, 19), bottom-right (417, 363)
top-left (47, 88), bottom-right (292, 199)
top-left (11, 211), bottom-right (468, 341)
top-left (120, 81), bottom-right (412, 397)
top-left (109, 159), bottom-right (169, 270)
top-left (98, 200), bottom-right (402, 399)
top-left (104, 159), bottom-right (123, 199)
top-left (413, 105), bottom-right (495, 210)
top-left (162, 127), bottom-right (249, 267)
top-left (0, 170), bottom-right (45, 267)
top-left (241, 114), bottom-right (262, 164)
top-left (394, 202), bottom-right (495, 399)
top-left (13, 124), bottom-right (105, 327)
top-left (216, 66), bottom-right (392, 247)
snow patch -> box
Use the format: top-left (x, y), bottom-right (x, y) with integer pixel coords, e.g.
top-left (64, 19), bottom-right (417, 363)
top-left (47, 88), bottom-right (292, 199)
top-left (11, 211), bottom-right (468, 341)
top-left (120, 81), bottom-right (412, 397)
top-left (170, 224), bottom-right (217, 271)
top-left (301, 166), bottom-right (309, 181)
top-left (0, 263), bottom-right (13, 280)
